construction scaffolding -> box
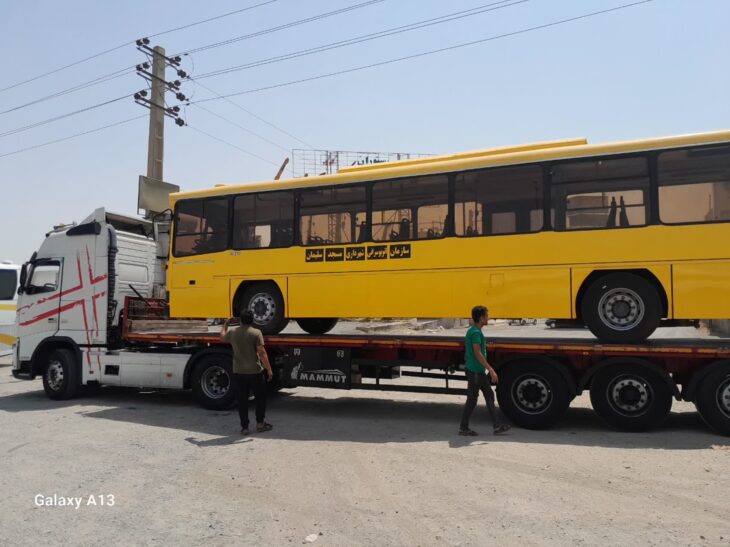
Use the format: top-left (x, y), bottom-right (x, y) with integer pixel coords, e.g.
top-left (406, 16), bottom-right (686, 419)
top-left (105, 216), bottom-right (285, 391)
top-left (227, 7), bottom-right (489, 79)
top-left (291, 149), bottom-right (432, 178)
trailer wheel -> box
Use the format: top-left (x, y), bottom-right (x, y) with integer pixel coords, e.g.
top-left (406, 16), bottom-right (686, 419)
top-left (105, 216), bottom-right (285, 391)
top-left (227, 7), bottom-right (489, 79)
top-left (236, 283), bottom-right (288, 335)
top-left (496, 360), bottom-right (571, 430)
top-left (589, 363), bottom-right (672, 431)
top-left (191, 353), bottom-right (236, 410)
top-left (296, 318), bottom-right (338, 335)
top-left (581, 272), bottom-right (661, 343)
top-left (694, 363), bottom-right (730, 436)
top-left (42, 348), bottom-right (79, 400)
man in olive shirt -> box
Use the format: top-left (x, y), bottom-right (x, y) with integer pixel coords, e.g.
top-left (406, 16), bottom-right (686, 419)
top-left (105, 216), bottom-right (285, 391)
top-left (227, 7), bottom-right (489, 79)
top-left (459, 305), bottom-right (510, 436)
top-left (220, 310), bottom-right (274, 435)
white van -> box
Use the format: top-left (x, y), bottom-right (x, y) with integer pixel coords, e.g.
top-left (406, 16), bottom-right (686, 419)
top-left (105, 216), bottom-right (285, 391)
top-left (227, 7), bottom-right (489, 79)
top-left (0, 261), bottom-right (20, 356)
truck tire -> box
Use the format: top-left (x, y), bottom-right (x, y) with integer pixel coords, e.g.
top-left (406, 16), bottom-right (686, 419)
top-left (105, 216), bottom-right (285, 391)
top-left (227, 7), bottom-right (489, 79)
top-left (589, 363), bottom-right (672, 431)
top-left (496, 359), bottom-right (571, 430)
top-left (581, 272), bottom-right (661, 344)
top-left (296, 318), bottom-right (338, 335)
top-left (42, 348), bottom-right (79, 400)
top-left (191, 353), bottom-right (236, 410)
top-left (237, 283), bottom-right (288, 335)
top-left (694, 363), bottom-right (730, 436)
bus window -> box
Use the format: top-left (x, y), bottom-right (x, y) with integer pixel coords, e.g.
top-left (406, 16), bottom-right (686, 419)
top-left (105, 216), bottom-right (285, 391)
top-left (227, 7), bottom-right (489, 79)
top-left (300, 184), bottom-right (366, 246)
top-left (658, 146), bottom-right (730, 224)
top-left (454, 165), bottom-right (543, 236)
top-left (551, 157), bottom-right (649, 231)
top-left (173, 198), bottom-right (229, 257)
top-left (0, 269), bottom-right (17, 300)
top-left (233, 191), bottom-right (294, 249)
top-left (372, 175), bottom-right (448, 241)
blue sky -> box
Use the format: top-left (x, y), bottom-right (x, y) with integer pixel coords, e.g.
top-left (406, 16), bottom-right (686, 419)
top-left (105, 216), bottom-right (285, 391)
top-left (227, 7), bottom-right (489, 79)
top-left (1, 0), bottom-right (728, 263)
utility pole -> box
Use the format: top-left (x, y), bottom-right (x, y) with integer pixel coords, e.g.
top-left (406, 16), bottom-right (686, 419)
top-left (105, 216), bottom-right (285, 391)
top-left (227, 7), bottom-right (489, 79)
top-left (146, 46), bottom-right (166, 182)
top-left (133, 38), bottom-right (187, 184)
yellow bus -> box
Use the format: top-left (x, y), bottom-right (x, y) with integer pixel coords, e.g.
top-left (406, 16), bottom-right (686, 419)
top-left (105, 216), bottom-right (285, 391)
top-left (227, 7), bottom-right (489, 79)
top-left (168, 129), bottom-right (730, 343)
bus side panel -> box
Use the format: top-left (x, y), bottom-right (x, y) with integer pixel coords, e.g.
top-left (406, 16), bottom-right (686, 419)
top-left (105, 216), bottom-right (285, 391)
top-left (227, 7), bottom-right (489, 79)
top-left (287, 267), bottom-right (571, 319)
top-left (169, 279), bottom-right (230, 318)
top-left (570, 264), bottom-right (673, 319)
top-left (672, 260), bottom-right (730, 318)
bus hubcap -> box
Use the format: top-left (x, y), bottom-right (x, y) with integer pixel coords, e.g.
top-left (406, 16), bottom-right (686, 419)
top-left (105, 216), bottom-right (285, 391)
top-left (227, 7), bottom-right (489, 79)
top-left (513, 375), bottom-right (552, 413)
top-left (46, 360), bottom-right (64, 391)
top-left (609, 375), bottom-right (652, 416)
top-left (598, 288), bottom-right (644, 331)
top-left (717, 378), bottom-right (730, 419)
top-left (201, 366), bottom-right (229, 399)
top-left (249, 293), bottom-right (276, 324)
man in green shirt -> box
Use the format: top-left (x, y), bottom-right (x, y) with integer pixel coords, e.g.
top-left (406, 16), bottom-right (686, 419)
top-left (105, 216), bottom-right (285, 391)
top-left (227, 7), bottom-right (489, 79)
top-left (220, 310), bottom-right (274, 435)
top-left (459, 305), bottom-right (510, 436)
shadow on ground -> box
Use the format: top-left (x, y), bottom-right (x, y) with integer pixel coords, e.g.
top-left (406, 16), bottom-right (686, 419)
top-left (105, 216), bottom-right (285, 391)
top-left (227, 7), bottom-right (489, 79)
top-left (0, 385), bottom-right (726, 450)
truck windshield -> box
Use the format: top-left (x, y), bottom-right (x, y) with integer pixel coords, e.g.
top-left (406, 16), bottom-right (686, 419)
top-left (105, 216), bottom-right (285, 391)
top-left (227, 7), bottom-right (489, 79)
top-left (0, 270), bottom-right (17, 300)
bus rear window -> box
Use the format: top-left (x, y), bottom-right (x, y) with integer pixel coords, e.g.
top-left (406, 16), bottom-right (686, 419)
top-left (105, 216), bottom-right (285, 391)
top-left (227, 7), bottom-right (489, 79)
top-left (658, 146), bottom-right (730, 224)
top-left (174, 198), bottom-right (230, 257)
top-left (0, 270), bottom-right (16, 300)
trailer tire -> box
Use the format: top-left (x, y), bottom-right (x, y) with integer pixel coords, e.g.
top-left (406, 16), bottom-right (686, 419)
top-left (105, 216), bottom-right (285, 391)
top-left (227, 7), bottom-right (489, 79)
top-left (694, 363), bottom-right (730, 436)
top-left (496, 359), bottom-right (571, 430)
top-left (191, 353), bottom-right (236, 410)
top-left (296, 318), bottom-right (338, 335)
top-left (589, 363), bottom-right (672, 431)
top-left (581, 272), bottom-right (661, 343)
top-left (237, 283), bottom-right (288, 335)
top-left (42, 348), bottom-right (79, 400)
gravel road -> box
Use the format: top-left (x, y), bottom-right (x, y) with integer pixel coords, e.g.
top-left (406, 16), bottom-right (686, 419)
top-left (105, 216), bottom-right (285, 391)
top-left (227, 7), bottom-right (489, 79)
top-left (1, 350), bottom-right (729, 546)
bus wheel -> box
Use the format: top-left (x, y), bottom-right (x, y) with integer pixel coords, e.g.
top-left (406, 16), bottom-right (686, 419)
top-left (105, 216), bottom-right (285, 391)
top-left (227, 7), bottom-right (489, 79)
top-left (589, 362), bottom-right (672, 431)
top-left (694, 362), bottom-right (730, 436)
top-left (42, 348), bottom-right (79, 400)
top-left (296, 318), bottom-right (338, 335)
top-left (581, 272), bottom-right (661, 343)
top-left (191, 353), bottom-right (236, 410)
top-left (237, 283), bottom-right (288, 335)
top-left (496, 360), bottom-right (571, 430)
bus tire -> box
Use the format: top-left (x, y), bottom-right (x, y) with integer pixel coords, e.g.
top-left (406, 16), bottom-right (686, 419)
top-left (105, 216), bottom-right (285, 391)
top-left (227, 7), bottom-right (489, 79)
top-left (191, 353), bottom-right (236, 410)
top-left (496, 360), bottom-right (571, 430)
top-left (296, 318), bottom-right (338, 335)
top-left (42, 348), bottom-right (79, 400)
top-left (237, 283), bottom-right (288, 335)
top-left (694, 363), bottom-right (730, 436)
top-left (581, 272), bottom-right (661, 343)
top-left (589, 363), bottom-right (672, 431)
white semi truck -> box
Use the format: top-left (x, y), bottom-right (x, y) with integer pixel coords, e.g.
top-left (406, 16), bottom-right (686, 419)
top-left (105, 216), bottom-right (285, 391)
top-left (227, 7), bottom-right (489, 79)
top-left (10, 209), bottom-right (730, 435)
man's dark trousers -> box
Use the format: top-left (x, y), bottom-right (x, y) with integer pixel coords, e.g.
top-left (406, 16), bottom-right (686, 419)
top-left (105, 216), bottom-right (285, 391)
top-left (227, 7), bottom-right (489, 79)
top-left (235, 372), bottom-right (267, 428)
top-left (460, 370), bottom-right (499, 430)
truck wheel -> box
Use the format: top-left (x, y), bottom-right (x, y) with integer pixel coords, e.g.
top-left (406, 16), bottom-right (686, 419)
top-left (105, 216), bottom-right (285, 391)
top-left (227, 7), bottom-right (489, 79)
top-left (589, 363), bottom-right (672, 431)
top-left (694, 363), bottom-right (730, 436)
top-left (191, 353), bottom-right (236, 410)
top-left (237, 283), bottom-right (288, 335)
top-left (296, 318), bottom-right (338, 335)
top-left (496, 360), bottom-right (571, 430)
top-left (42, 348), bottom-right (79, 400)
top-left (581, 272), bottom-right (661, 344)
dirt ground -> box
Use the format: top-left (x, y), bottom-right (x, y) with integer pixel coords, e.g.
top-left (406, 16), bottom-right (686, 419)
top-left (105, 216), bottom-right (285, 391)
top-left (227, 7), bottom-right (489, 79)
top-left (1, 348), bottom-right (729, 547)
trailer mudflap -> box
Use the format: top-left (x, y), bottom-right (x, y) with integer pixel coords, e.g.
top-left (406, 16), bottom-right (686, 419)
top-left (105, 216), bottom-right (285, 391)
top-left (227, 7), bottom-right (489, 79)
top-left (285, 346), bottom-right (352, 389)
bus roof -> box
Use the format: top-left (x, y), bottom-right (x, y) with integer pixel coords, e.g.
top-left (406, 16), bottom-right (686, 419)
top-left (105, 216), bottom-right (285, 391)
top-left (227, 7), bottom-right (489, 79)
top-left (170, 129), bottom-right (730, 203)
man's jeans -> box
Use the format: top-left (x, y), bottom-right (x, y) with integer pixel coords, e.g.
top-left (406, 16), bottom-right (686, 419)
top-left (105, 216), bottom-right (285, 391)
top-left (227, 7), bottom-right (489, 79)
top-left (460, 370), bottom-right (500, 430)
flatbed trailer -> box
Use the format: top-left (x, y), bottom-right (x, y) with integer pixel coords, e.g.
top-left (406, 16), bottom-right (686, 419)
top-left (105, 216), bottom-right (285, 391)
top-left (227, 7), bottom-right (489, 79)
top-left (114, 297), bottom-right (730, 435)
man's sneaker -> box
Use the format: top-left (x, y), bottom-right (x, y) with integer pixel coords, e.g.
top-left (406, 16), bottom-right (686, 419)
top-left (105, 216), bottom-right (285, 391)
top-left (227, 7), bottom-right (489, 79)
top-left (493, 424), bottom-right (511, 435)
top-left (458, 428), bottom-right (478, 436)
top-left (241, 428), bottom-right (250, 435)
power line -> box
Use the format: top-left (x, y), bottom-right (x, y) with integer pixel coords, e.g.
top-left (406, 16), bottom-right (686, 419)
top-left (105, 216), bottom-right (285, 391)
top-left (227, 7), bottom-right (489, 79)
top-left (192, 0), bottom-right (655, 105)
top-left (0, 0), bottom-right (384, 116)
top-left (0, 115), bottom-right (146, 159)
top-left (187, 124), bottom-right (281, 167)
top-left (181, 0), bottom-right (387, 56)
top-left (0, 0), bottom-right (278, 94)
top-left (0, 93), bottom-right (132, 139)
top-left (195, 0), bottom-right (528, 80)
top-left (190, 77), bottom-right (315, 149)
